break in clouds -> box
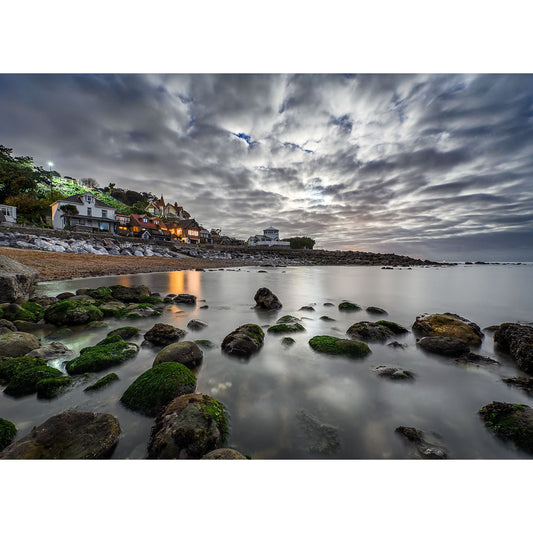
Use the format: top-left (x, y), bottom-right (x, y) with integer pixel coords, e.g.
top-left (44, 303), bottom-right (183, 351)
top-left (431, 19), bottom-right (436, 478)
top-left (1, 73), bottom-right (532, 261)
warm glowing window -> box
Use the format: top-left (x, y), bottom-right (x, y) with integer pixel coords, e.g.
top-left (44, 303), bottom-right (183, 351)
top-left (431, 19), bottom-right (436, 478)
top-left (189, 230), bottom-right (199, 236)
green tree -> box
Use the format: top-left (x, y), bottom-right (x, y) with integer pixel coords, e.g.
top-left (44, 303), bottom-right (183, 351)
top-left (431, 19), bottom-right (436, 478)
top-left (0, 145), bottom-right (52, 203)
top-left (284, 237), bottom-right (316, 249)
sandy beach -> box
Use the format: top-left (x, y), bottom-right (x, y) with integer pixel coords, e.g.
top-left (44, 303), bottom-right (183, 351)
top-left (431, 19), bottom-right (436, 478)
top-left (0, 247), bottom-right (249, 281)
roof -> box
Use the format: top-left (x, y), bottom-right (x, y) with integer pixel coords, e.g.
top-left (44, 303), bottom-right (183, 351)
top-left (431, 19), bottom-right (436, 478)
top-left (51, 193), bottom-right (115, 209)
top-left (167, 218), bottom-right (201, 230)
top-left (264, 226), bottom-right (278, 231)
top-left (130, 213), bottom-right (168, 230)
top-left (155, 195), bottom-right (166, 207)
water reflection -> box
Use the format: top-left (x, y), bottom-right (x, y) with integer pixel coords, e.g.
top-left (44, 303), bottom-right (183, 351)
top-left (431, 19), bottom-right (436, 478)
top-left (12, 264), bottom-right (532, 459)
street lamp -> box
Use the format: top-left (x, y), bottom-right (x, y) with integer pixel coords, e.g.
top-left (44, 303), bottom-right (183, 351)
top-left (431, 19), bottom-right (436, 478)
top-left (48, 161), bottom-right (54, 196)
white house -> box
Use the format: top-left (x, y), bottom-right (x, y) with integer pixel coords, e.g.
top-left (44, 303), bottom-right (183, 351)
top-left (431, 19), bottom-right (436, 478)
top-left (248, 226), bottom-right (290, 247)
top-left (0, 204), bottom-right (17, 224)
top-left (50, 192), bottom-right (116, 232)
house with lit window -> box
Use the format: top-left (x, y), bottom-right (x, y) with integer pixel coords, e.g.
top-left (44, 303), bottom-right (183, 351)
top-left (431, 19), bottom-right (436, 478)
top-left (127, 214), bottom-right (172, 241)
top-left (50, 193), bottom-right (117, 232)
top-left (166, 218), bottom-right (202, 244)
top-left (0, 204), bottom-right (17, 224)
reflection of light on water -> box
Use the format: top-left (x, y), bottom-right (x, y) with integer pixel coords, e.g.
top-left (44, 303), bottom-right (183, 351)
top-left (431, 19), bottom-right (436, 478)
top-left (118, 275), bottom-right (133, 287)
top-left (167, 270), bottom-right (202, 299)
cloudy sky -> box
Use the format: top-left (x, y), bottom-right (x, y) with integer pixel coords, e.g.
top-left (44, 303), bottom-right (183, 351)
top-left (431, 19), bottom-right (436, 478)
top-left (1, 73), bottom-right (532, 261)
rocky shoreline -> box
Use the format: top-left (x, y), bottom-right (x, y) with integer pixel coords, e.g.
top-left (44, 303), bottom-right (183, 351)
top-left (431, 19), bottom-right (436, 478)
top-left (0, 227), bottom-right (448, 281)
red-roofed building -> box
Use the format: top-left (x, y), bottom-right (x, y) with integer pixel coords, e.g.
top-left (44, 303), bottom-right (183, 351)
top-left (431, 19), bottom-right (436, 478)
top-left (117, 213), bottom-right (172, 241)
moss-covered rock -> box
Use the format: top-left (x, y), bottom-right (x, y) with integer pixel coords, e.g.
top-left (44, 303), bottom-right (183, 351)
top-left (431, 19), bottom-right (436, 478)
top-left (97, 334), bottom-right (124, 346)
top-left (120, 362), bottom-right (197, 416)
top-left (320, 315), bottom-right (336, 321)
top-left (0, 355), bottom-right (46, 383)
top-left (98, 300), bottom-right (127, 317)
top-left (276, 315), bottom-right (301, 324)
top-left (0, 418), bottom-right (17, 451)
top-left (346, 321), bottom-right (396, 342)
top-left (282, 337), bottom-right (295, 346)
top-left (44, 299), bottom-right (104, 326)
top-left (338, 301), bottom-right (361, 311)
top-left (65, 341), bottom-right (139, 374)
top-left (84, 373), bottom-right (119, 392)
top-left (0, 331), bottom-right (41, 358)
top-left (221, 324), bottom-right (264, 358)
top-left (375, 320), bottom-right (408, 334)
top-left (0, 410), bottom-right (121, 459)
top-left (153, 341), bottom-right (203, 369)
top-left (139, 296), bottom-right (164, 305)
top-left (109, 284), bottom-right (151, 303)
top-left (412, 312), bottom-right (483, 346)
top-left (148, 393), bottom-right (228, 458)
top-left (35, 376), bottom-right (73, 399)
top-left (0, 301), bottom-right (45, 323)
top-left (479, 401), bottom-right (533, 454)
top-left (4, 365), bottom-right (64, 397)
top-left (45, 327), bottom-right (73, 340)
top-left (81, 286), bottom-right (113, 301)
top-left (309, 335), bottom-right (371, 358)
top-left (87, 321), bottom-right (106, 329)
top-left (267, 322), bottom-right (306, 334)
top-left (107, 326), bottom-right (140, 340)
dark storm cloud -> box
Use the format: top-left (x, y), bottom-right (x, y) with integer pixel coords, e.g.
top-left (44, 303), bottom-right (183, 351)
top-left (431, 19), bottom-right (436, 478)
top-left (1, 73), bottom-right (532, 260)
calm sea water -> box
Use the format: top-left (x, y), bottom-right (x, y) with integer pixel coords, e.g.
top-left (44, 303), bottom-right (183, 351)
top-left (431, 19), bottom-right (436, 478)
top-left (3, 263), bottom-right (533, 459)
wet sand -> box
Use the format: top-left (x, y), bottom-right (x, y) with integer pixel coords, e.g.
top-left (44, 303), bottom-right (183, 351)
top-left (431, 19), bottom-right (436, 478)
top-left (0, 247), bottom-right (251, 281)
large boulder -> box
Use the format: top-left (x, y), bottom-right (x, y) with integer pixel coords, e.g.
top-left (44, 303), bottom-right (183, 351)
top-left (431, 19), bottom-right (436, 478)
top-left (148, 393), bottom-right (228, 459)
top-left (254, 287), bottom-right (282, 310)
top-left (144, 323), bottom-right (186, 346)
top-left (187, 319), bottom-right (208, 331)
top-left (65, 341), bottom-right (139, 374)
top-left (153, 341), bottom-right (203, 369)
top-left (0, 254), bottom-right (38, 304)
top-left (109, 284), bottom-right (151, 303)
top-left (494, 323), bottom-right (533, 375)
top-left (44, 299), bottom-right (103, 326)
top-left (0, 331), bottom-right (40, 357)
top-left (308, 335), bottom-right (371, 358)
top-left (418, 336), bottom-right (470, 357)
top-left (107, 326), bottom-right (140, 340)
top-left (479, 402), bottom-right (533, 455)
top-left (98, 300), bottom-right (127, 317)
top-left (120, 362), bottom-right (197, 416)
top-left (221, 324), bottom-right (264, 358)
top-left (346, 321), bottom-right (396, 342)
top-left (0, 301), bottom-right (44, 322)
top-left (0, 411), bottom-right (121, 459)
top-left (26, 341), bottom-right (74, 361)
top-left (412, 313), bottom-right (483, 346)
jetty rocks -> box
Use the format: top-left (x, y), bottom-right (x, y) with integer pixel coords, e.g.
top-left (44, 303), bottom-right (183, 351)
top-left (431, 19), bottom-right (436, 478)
top-left (0, 254), bottom-right (38, 304)
top-left (0, 410), bottom-right (121, 459)
top-left (0, 228), bottom-right (446, 266)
